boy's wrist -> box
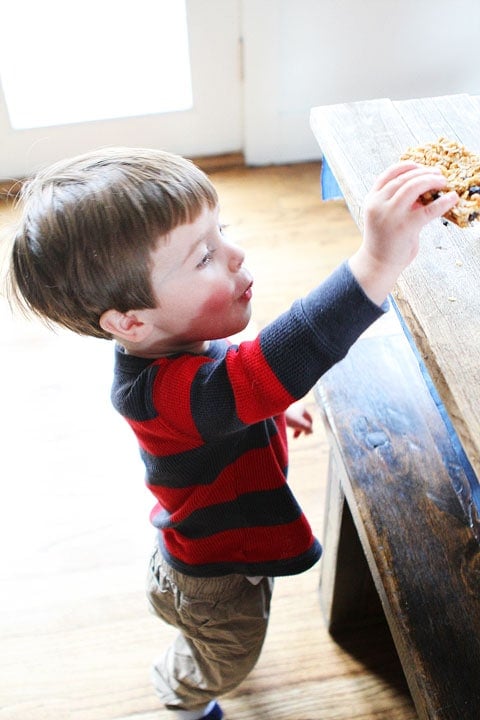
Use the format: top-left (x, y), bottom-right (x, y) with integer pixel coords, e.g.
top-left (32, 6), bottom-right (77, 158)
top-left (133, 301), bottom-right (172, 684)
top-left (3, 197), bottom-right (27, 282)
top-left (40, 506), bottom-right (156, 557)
top-left (348, 248), bottom-right (402, 307)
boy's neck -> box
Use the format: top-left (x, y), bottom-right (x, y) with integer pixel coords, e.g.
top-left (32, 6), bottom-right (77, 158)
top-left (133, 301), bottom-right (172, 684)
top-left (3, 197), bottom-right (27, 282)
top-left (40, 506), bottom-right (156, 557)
top-left (121, 339), bottom-right (211, 359)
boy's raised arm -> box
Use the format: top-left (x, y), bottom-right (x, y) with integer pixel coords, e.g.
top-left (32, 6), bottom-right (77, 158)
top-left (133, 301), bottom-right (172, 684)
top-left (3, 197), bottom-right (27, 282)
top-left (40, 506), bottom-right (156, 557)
top-left (348, 161), bottom-right (459, 306)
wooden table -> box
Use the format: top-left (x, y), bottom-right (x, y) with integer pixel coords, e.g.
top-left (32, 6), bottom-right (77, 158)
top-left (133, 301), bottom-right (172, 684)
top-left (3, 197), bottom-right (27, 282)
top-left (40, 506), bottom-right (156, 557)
top-left (310, 95), bottom-right (480, 719)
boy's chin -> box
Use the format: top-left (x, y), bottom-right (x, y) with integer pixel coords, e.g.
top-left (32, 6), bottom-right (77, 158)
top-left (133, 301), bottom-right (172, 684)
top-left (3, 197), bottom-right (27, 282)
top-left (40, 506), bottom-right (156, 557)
top-left (228, 319), bottom-right (258, 344)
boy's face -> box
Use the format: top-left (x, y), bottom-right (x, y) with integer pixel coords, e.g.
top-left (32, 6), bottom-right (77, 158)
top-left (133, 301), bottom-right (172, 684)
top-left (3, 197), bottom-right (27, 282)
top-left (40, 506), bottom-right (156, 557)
top-left (142, 204), bottom-right (253, 353)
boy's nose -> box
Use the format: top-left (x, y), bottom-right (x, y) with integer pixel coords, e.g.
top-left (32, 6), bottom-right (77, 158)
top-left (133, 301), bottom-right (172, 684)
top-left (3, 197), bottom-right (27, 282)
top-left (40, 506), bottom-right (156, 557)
top-left (228, 242), bottom-right (245, 272)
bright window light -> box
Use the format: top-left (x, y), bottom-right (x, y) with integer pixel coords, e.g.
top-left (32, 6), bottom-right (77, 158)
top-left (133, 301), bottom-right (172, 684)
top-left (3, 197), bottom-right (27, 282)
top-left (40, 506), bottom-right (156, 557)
top-left (0, 0), bottom-right (193, 129)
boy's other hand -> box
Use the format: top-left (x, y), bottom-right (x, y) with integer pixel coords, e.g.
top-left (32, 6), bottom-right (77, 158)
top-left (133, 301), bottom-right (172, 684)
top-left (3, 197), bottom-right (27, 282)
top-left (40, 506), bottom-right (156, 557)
top-left (286, 401), bottom-right (313, 438)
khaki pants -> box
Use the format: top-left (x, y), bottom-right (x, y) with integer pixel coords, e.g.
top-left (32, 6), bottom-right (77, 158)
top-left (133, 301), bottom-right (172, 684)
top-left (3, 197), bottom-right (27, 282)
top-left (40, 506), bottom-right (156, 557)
top-left (146, 545), bottom-right (274, 711)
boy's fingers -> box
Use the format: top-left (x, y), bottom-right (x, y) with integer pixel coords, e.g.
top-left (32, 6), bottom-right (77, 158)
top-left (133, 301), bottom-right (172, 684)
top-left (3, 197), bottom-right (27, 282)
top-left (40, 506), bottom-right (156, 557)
top-left (371, 163), bottom-right (446, 207)
top-left (386, 170), bottom-right (450, 209)
top-left (418, 190), bottom-right (459, 220)
top-left (370, 161), bottom-right (440, 192)
top-left (370, 161), bottom-right (418, 191)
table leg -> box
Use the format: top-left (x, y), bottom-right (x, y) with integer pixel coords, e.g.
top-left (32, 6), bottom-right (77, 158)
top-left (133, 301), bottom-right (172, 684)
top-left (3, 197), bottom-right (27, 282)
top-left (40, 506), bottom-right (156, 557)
top-left (319, 450), bottom-right (384, 635)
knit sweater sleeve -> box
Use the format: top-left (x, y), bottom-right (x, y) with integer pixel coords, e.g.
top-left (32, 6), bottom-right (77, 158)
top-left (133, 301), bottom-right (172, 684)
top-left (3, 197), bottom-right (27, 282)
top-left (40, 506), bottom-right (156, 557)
top-left (255, 260), bottom-right (387, 401)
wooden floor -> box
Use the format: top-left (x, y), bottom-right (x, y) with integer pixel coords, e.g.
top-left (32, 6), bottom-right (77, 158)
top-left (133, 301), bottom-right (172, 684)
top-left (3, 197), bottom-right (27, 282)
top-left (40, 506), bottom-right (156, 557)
top-left (0, 162), bottom-right (417, 720)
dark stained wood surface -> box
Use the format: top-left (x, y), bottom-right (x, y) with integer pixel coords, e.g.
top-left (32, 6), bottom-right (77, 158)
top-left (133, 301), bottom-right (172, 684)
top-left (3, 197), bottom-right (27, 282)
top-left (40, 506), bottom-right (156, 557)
top-left (316, 322), bottom-right (480, 720)
top-left (310, 94), bottom-right (480, 483)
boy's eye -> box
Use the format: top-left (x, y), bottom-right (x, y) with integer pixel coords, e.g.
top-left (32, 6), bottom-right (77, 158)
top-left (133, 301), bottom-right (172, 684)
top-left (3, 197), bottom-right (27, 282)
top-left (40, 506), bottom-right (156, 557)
top-left (197, 249), bottom-right (215, 268)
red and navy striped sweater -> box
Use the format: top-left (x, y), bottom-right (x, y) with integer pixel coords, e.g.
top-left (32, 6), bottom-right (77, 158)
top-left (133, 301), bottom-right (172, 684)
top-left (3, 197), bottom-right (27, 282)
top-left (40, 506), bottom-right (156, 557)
top-left (111, 263), bottom-right (386, 577)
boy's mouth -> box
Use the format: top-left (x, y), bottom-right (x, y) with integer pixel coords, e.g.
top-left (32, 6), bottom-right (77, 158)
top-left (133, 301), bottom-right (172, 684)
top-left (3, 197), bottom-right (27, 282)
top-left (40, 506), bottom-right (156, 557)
top-left (241, 281), bottom-right (253, 301)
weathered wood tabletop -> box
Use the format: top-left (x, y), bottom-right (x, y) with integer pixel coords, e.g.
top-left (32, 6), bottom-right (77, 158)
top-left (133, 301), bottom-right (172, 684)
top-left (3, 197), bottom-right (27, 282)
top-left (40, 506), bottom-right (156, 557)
top-left (310, 94), bottom-right (480, 483)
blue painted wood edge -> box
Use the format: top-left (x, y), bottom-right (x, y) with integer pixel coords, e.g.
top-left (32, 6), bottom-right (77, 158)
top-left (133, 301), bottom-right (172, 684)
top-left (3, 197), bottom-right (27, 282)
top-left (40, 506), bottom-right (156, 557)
top-left (321, 158), bottom-right (343, 200)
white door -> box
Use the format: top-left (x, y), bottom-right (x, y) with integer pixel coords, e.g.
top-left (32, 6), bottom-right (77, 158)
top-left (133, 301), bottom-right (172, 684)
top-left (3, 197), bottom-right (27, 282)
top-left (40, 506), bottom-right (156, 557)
top-left (0, 0), bottom-right (243, 179)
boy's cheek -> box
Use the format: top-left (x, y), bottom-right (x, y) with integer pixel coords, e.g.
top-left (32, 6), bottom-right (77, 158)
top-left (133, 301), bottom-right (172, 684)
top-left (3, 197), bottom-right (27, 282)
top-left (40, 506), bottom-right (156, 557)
top-left (197, 288), bottom-right (231, 315)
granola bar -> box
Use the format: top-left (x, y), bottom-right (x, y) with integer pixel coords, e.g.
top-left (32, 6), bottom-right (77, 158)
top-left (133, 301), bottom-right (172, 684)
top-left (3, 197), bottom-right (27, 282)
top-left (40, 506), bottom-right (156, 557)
top-left (401, 137), bottom-right (480, 227)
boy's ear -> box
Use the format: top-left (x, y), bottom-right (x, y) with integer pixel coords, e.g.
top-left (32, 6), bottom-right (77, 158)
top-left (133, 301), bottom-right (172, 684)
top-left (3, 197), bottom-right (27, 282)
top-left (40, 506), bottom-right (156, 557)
top-left (99, 309), bottom-right (152, 343)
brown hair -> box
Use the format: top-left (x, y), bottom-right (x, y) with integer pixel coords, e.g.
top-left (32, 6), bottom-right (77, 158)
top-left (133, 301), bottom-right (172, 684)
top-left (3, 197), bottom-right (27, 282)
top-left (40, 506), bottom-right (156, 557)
top-left (8, 147), bottom-right (218, 339)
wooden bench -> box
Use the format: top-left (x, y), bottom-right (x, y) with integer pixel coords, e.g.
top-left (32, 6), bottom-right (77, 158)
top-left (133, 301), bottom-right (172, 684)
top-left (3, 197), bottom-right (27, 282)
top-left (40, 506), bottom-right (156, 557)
top-left (314, 315), bottom-right (480, 720)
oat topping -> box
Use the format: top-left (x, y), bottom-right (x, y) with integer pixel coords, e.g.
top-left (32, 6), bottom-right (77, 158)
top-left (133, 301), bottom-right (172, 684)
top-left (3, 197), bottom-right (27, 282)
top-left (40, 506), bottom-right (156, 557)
top-left (401, 137), bottom-right (480, 227)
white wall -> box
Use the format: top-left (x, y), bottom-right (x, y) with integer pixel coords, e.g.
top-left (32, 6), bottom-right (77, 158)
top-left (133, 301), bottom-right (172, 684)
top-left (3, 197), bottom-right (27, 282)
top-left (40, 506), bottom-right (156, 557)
top-left (243, 0), bottom-right (480, 164)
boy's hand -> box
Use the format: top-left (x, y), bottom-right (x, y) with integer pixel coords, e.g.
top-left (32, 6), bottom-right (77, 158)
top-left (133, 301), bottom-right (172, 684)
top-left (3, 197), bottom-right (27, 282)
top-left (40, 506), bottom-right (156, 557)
top-left (349, 161), bottom-right (459, 305)
top-left (286, 401), bottom-right (313, 438)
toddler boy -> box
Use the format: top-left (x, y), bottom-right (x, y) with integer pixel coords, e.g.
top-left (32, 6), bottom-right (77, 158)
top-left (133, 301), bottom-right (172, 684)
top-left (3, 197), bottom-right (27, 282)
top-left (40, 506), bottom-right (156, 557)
top-left (8, 148), bottom-right (457, 719)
